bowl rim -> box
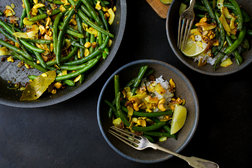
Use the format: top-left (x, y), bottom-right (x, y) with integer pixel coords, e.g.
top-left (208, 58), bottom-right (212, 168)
top-left (0, 0), bottom-right (127, 108)
top-left (97, 59), bottom-right (199, 163)
top-left (166, 0), bottom-right (252, 76)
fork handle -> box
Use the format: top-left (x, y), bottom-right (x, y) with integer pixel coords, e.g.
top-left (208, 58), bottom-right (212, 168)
top-left (189, 0), bottom-right (196, 8)
top-left (150, 144), bottom-right (219, 168)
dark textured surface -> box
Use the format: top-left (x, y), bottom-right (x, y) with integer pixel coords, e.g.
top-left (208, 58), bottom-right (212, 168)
top-left (0, 0), bottom-right (252, 168)
top-left (97, 60), bottom-right (199, 163)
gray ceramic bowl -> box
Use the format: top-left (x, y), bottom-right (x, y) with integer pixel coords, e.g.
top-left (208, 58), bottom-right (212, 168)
top-left (0, 0), bottom-right (126, 108)
top-left (166, 0), bottom-right (252, 76)
top-left (97, 60), bottom-right (199, 163)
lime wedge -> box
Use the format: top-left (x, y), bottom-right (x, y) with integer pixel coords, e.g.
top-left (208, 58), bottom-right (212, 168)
top-left (181, 38), bottom-right (207, 57)
top-left (160, 0), bottom-right (173, 5)
top-left (170, 105), bottom-right (187, 135)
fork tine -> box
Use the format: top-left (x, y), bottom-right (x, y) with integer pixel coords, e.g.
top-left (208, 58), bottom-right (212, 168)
top-left (111, 126), bottom-right (141, 139)
top-left (181, 19), bottom-right (190, 49)
top-left (109, 129), bottom-right (139, 145)
top-left (177, 16), bottom-right (182, 49)
top-left (182, 19), bottom-right (194, 50)
top-left (179, 18), bottom-right (186, 49)
top-left (110, 127), bottom-right (140, 143)
top-left (108, 130), bottom-right (138, 149)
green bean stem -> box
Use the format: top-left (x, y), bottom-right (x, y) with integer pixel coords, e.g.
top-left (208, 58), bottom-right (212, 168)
top-left (132, 65), bottom-right (148, 94)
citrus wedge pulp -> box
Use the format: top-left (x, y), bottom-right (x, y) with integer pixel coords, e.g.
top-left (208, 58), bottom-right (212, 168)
top-left (170, 105), bottom-right (187, 135)
top-left (181, 38), bottom-right (207, 57)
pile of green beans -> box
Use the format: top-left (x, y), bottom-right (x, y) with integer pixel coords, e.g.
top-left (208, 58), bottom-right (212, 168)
top-left (0, 0), bottom-right (114, 89)
top-left (104, 66), bottom-right (176, 143)
top-left (184, 0), bottom-right (251, 70)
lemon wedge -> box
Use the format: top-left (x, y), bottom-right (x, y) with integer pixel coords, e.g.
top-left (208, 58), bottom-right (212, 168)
top-left (181, 38), bottom-right (207, 57)
top-left (160, 0), bottom-right (173, 5)
top-left (170, 105), bottom-right (187, 135)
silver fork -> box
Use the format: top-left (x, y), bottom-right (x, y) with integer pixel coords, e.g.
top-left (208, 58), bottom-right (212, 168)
top-left (109, 126), bottom-right (219, 168)
top-left (177, 0), bottom-right (196, 50)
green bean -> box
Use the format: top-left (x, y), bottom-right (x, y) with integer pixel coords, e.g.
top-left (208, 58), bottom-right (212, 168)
top-left (81, 0), bottom-right (103, 27)
top-left (64, 36), bottom-right (109, 65)
top-left (0, 27), bottom-right (17, 43)
top-left (79, 74), bottom-right (85, 83)
top-left (76, 15), bottom-right (85, 58)
top-left (0, 11), bottom-right (2, 16)
top-left (104, 100), bottom-right (118, 118)
top-left (29, 14), bottom-right (47, 22)
top-left (213, 11), bottom-right (225, 56)
top-left (132, 65), bottom-right (148, 95)
top-left (132, 122), bottom-right (166, 132)
top-left (47, 0), bottom-right (64, 5)
top-left (66, 29), bottom-right (85, 38)
top-left (53, 14), bottom-right (63, 51)
top-left (77, 10), bottom-right (114, 38)
top-left (0, 39), bottom-right (33, 61)
top-left (25, 39), bottom-right (52, 44)
top-left (102, 47), bottom-right (109, 59)
top-left (55, 55), bottom-right (101, 81)
top-left (20, 39), bottom-right (45, 53)
top-left (71, 41), bottom-right (85, 49)
top-left (89, 34), bottom-right (95, 53)
top-left (38, 9), bottom-right (44, 15)
top-left (46, 46), bottom-right (78, 66)
top-left (12, 53), bottom-right (46, 72)
top-left (152, 118), bottom-right (175, 138)
top-left (20, 9), bottom-right (27, 28)
top-left (0, 20), bottom-right (44, 53)
top-left (213, 52), bottom-right (225, 70)
top-left (143, 135), bottom-right (155, 143)
top-left (194, 4), bottom-right (208, 12)
top-left (144, 131), bottom-right (175, 138)
top-left (201, 0), bottom-right (215, 20)
top-left (114, 75), bottom-right (130, 127)
top-left (60, 57), bottom-right (97, 70)
top-left (133, 111), bottom-right (172, 117)
top-left (224, 27), bottom-right (246, 54)
top-left (63, 80), bottom-right (75, 86)
top-left (121, 106), bottom-right (172, 117)
top-left (33, 50), bottom-right (47, 69)
top-left (80, 5), bottom-right (92, 18)
top-left (28, 75), bottom-right (37, 80)
top-left (29, 9), bottom-right (61, 22)
top-left (226, 36), bottom-right (243, 65)
top-left (23, 0), bottom-right (31, 18)
top-left (229, 0), bottom-right (243, 31)
top-left (56, 7), bottom-right (77, 65)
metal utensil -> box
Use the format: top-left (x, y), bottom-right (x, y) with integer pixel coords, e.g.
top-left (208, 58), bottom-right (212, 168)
top-left (177, 0), bottom-right (196, 49)
top-left (109, 126), bottom-right (219, 168)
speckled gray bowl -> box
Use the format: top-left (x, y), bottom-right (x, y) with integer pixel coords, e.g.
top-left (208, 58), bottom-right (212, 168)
top-left (97, 60), bottom-right (199, 163)
top-left (166, 0), bottom-right (252, 76)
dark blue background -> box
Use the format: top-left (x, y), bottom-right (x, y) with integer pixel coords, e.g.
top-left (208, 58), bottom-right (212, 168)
top-left (1, 0), bottom-right (252, 167)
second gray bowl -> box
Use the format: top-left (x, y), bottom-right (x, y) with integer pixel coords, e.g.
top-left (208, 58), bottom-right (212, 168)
top-left (97, 59), bottom-right (199, 163)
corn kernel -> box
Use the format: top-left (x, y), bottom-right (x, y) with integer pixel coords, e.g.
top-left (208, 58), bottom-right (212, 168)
top-left (54, 82), bottom-right (62, 89)
top-left (74, 75), bottom-right (82, 83)
top-left (84, 42), bottom-right (91, 48)
top-left (7, 56), bottom-right (14, 63)
top-left (51, 89), bottom-right (57, 94)
top-left (84, 49), bottom-right (90, 57)
top-left (25, 64), bottom-right (30, 69)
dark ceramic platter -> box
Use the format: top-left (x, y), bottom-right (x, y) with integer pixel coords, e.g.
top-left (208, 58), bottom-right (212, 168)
top-left (166, 0), bottom-right (252, 76)
top-left (97, 60), bottom-right (199, 163)
top-left (0, 0), bottom-right (126, 107)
